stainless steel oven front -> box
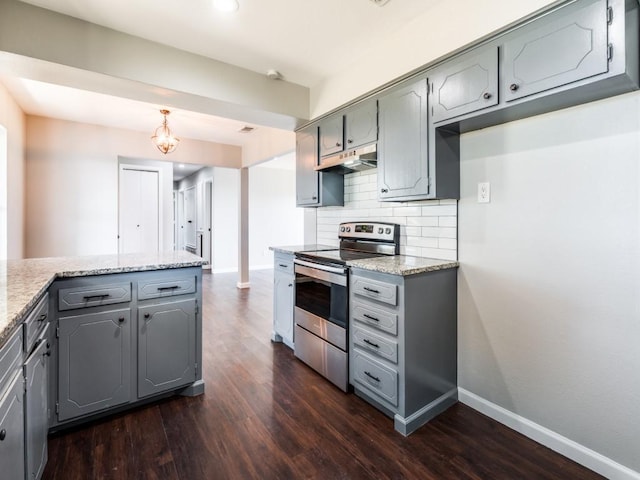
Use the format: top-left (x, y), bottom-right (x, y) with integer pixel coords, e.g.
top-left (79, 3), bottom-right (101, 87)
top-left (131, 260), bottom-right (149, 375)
top-left (293, 259), bottom-right (348, 391)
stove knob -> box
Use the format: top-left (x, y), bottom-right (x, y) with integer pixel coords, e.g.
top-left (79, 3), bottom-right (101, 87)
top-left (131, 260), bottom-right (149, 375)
top-left (385, 228), bottom-right (391, 234)
top-left (340, 226), bottom-right (345, 232)
top-left (378, 227), bottom-right (383, 234)
top-left (346, 227), bottom-right (351, 232)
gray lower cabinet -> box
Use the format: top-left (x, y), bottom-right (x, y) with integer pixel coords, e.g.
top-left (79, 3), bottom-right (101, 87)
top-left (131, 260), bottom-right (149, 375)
top-left (24, 329), bottom-right (49, 480)
top-left (57, 308), bottom-right (131, 421)
top-left (430, 46), bottom-right (499, 123)
top-left (378, 77), bottom-right (430, 201)
top-left (349, 267), bottom-right (458, 436)
top-left (503, 0), bottom-right (609, 102)
top-left (272, 253), bottom-right (295, 348)
top-left (0, 372), bottom-right (25, 480)
top-left (137, 299), bottom-right (196, 398)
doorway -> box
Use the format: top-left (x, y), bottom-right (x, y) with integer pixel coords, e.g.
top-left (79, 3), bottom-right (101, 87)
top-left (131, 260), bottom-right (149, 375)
top-left (118, 165), bottom-right (162, 254)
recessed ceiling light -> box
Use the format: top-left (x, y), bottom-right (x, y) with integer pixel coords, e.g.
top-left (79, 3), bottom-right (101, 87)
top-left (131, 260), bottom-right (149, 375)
top-left (179, 164), bottom-right (185, 169)
top-left (370, 0), bottom-right (390, 5)
top-left (213, 0), bottom-right (239, 12)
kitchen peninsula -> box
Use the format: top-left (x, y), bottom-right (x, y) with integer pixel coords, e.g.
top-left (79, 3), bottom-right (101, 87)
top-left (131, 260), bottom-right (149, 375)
top-left (0, 251), bottom-right (206, 479)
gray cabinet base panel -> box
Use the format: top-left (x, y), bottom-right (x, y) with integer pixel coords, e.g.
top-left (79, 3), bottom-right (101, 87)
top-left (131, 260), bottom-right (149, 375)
top-left (394, 388), bottom-right (458, 436)
top-left (178, 379), bottom-right (205, 397)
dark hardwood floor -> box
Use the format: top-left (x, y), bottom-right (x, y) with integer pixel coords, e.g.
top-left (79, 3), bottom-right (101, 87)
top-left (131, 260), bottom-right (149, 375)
top-left (42, 269), bottom-right (602, 480)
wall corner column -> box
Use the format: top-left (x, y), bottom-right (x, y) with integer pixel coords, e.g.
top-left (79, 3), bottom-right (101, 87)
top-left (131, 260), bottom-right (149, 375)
top-left (237, 167), bottom-right (250, 289)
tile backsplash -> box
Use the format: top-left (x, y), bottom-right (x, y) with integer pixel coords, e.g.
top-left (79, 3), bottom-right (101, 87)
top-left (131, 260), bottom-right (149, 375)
top-left (316, 170), bottom-right (458, 261)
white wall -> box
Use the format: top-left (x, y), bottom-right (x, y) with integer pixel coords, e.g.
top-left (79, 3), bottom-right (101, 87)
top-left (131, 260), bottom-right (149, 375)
top-left (317, 170), bottom-right (457, 261)
top-left (249, 161), bottom-right (304, 269)
top-left (212, 167), bottom-right (239, 273)
top-left (0, 81), bottom-right (25, 259)
top-left (25, 116), bottom-right (241, 258)
top-left (310, 0), bottom-right (556, 116)
top-left (458, 91), bottom-right (640, 477)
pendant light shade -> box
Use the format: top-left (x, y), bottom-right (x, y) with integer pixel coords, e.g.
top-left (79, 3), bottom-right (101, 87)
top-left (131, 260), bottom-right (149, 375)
top-left (151, 109), bottom-right (180, 154)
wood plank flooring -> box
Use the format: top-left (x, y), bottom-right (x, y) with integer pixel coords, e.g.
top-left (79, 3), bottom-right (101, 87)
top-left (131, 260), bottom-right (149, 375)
top-left (42, 269), bottom-right (603, 480)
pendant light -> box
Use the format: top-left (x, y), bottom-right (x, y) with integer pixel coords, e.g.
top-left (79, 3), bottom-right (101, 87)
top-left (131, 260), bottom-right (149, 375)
top-left (151, 109), bottom-right (180, 154)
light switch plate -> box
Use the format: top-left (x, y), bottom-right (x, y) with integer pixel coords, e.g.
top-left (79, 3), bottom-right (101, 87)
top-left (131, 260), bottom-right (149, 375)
top-left (478, 182), bottom-right (491, 203)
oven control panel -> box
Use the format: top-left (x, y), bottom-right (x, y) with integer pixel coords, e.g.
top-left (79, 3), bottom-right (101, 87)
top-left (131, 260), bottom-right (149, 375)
top-left (338, 222), bottom-right (399, 242)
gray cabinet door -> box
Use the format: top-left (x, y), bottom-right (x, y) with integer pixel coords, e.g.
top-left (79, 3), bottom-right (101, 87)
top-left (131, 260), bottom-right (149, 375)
top-left (319, 114), bottom-right (344, 157)
top-left (25, 334), bottom-right (49, 480)
top-left (296, 125), bottom-right (320, 206)
top-left (0, 372), bottom-right (25, 480)
top-left (503, 0), bottom-right (609, 101)
top-left (345, 100), bottom-right (377, 149)
top-left (431, 47), bottom-right (499, 123)
top-left (378, 78), bottom-right (430, 200)
top-left (58, 308), bottom-right (131, 421)
top-left (273, 268), bottom-right (294, 346)
top-left (138, 298), bottom-right (196, 398)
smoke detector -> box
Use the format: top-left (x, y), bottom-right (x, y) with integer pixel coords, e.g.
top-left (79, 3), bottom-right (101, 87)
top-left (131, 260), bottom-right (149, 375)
top-left (266, 69), bottom-right (283, 80)
top-left (238, 125), bottom-right (255, 133)
top-left (369, 0), bottom-right (390, 5)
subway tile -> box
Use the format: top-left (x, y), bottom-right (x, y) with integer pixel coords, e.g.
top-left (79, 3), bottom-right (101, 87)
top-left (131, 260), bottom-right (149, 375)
top-left (402, 226), bottom-right (421, 237)
top-left (401, 246), bottom-right (423, 257)
top-left (406, 236), bottom-right (439, 248)
top-left (439, 199), bottom-right (458, 205)
top-left (438, 238), bottom-right (458, 250)
top-left (438, 216), bottom-right (457, 227)
top-left (392, 206), bottom-right (422, 216)
top-left (421, 205), bottom-right (457, 216)
top-left (406, 217), bottom-right (439, 227)
top-left (421, 248), bottom-right (457, 261)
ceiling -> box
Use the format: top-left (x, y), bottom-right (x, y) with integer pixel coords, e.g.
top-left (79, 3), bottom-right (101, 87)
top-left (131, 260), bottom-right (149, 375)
top-left (0, 0), bottom-right (442, 148)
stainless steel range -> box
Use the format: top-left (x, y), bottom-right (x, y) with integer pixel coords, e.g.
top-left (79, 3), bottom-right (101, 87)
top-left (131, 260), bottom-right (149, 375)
top-left (293, 222), bottom-right (400, 391)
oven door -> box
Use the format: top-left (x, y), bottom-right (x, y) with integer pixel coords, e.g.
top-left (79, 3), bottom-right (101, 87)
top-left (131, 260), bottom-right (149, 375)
top-left (294, 260), bottom-right (347, 330)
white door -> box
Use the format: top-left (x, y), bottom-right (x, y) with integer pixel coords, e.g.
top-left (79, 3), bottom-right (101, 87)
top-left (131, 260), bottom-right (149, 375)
top-left (184, 186), bottom-right (196, 249)
top-left (119, 168), bottom-right (159, 254)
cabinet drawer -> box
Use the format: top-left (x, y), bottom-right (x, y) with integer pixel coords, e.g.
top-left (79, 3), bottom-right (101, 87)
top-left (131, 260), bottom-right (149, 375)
top-left (352, 301), bottom-right (398, 336)
top-left (58, 283), bottom-right (131, 311)
top-left (137, 275), bottom-right (196, 300)
top-left (352, 350), bottom-right (398, 407)
top-left (274, 254), bottom-right (294, 275)
top-left (23, 293), bottom-right (49, 354)
top-left (0, 329), bottom-right (23, 398)
top-left (352, 277), bottom-right (397, 306)
top-left (352, 326), bottom-right (398, 364)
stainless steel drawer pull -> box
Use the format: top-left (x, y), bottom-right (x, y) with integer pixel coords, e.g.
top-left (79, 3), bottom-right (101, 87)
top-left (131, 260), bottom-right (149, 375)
top-left (157, 285), bottom-right (180, 291)
top-left (278, 263), bottom-right (288, 268)
top-left (364, 371), bottom-right (380, 382)
top-left (363, 313), bottom-right (379, 322)
top-left (363, 287), bottom-right (380, 294)
top-left (83, 294), bottom-right (110, 301)
top-left (363, 339), bottom-right (380, 348)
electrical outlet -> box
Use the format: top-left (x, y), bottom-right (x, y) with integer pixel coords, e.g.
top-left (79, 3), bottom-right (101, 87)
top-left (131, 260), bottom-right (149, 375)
top-left (478, 182), bottom-right (491, 203)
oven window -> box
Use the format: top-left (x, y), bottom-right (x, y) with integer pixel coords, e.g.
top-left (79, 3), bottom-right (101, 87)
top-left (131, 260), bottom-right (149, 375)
top-left (295, 276), bottom-right (347, 328)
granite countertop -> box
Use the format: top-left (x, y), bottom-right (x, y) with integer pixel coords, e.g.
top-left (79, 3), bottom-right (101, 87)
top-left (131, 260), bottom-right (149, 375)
top-left (0, 251), bottom-right (206, 347)
top-left (347, 255), bottom-right (459, 276)
top-left (270, 244), bottom-right (336, 254)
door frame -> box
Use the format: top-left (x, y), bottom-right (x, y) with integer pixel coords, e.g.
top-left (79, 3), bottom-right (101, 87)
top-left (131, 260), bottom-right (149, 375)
top-left (118, 163), bottom-right (164, 254)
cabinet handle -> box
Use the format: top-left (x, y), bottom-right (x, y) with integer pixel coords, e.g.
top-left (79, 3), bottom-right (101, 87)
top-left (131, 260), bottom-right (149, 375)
top-left (347, 139), bottom-right (353, 144)
top-left (509, 83), bottom-right (519, 92)
top-left (157, 285), bottom-right (180, 292)
top-left (364, 371), bottom-right (380, 382)
top-left (335, 142), bottom-right (341, 147)
top-left (144, 313), bottom-right (151, 319)
top-left (288, 284), bottom-right (293, 287)
top-left (312, 196), bottom-right (318, 200)
top-left (363, 313), bottom-right (379, 322)
top-left (380, 188), bottom-right (388, 194)
top-left (363, 287), bottom-right (380, 294)
top-left (38, 313), bottom-right (47, 322)
top-left (0, 429), bottom-right (6, 441)
top-left (118, 316), bottom-right (125, 323)
top-left (483, 92), bottom-right (492, 100)
top-left (83, 294), bottom-right (110, 301)
top-left (278, 263), bottom-right (288, 268)
top-left (363, 338), bottom-right (380, 349)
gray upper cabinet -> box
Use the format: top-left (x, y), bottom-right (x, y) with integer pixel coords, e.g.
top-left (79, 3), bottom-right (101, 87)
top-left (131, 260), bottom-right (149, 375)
top-left (137, 298), bottom-right (196, 399)
top-left (319, 115), bottom-right (344, 157)
top-left (296, 124), bottom-right (344, 208)
top-left (344, 100), bottom-right (377, 149)
top-left (378, 78), bottom-right (430, 201)
top-left (503, 0), bottom-right (609, 101)
top-left (431, 46), bottom-right (499, 123)
top-left (57, 308), bottom-right (131, 421)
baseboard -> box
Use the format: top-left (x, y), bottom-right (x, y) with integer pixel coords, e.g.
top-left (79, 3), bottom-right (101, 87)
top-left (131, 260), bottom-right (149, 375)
top-left (236, 281), bottom-right (250, 289)
top-left (394, 388), bottom-right (458, 436)
top-left (458, 388), bottom-right (640, 480)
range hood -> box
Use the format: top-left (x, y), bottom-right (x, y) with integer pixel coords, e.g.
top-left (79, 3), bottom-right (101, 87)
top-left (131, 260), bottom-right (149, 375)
top-left (314, 143), bottom-right (377, 174)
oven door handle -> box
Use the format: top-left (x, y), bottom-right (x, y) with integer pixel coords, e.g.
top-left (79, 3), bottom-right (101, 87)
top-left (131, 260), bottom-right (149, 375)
top-left (294, 260), bottom-right (347, 286)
